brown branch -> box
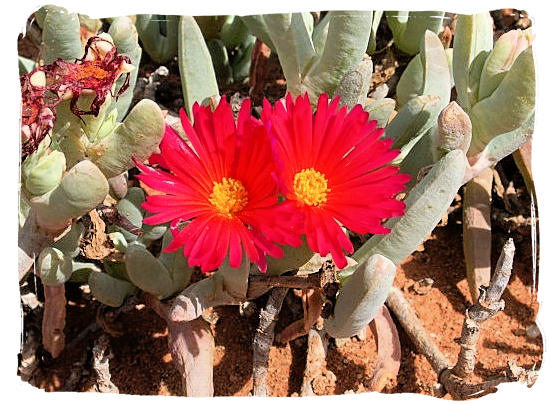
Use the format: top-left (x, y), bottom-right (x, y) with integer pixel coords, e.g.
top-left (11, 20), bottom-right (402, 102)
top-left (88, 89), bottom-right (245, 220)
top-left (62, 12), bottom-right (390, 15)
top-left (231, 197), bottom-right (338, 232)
top-left (448, 238), bottom-right (514, 379)
top-left (387, 238), bottom-right (528, 399)
top-left (96, 204), bottom-right (143, 236)
top-left (253, 287), bottom-right (289, 396)
top-left (42, 284), bottom-right (66, 359)
top-left (247, 266), bottom-right (337, 300)
top-left (92, 334), bottom-right (119, 393)
top-left (463, 167), bottom-right (493, 301)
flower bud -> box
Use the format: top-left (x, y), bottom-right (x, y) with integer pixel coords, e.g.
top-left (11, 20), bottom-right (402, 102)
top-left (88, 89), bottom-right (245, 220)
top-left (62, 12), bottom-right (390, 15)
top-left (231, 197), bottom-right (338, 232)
top-left (436, 101), bottom-right (472, 158)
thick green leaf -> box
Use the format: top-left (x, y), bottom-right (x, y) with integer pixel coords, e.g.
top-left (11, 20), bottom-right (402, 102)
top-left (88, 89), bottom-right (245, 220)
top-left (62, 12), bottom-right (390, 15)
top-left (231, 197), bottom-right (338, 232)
top-left (88, 99), bottom-right (164, 178)
top-left (468, 47), bottom-right (535, 155)
top-left (352, 149), bottom-right (466, 266)
top-left (135, 14), bottom-right (178, 63)
top-left (325, 254), bottom-right (395, 338)
top-left (41, 5), bottom-right (82, 64)
top-left (30, 160), bottom-right (109, 231)
top-left (240, 15), bottom-right (277, 51)
top-left (108, 16), bottom-right (142, 121)
top-left (386, 11), bottom-right (445, 55)
top-left (385, 95), bottom-right (441, 164)
top-left (178, 16), bottom-right (220, 116)
top-left (89, 272), bottom-right (136, 307)
top-left (263, 13), bottom-right (316, 95)
top-left (365, 98), bottom-right (396, 128)
top-left (37, 247), bottom-right (73, 286)
top-left (125, 243), bottom-right (175, 299)
top-left (302, 11), bottom-right (372, 99)
top-left (452, 13), bottom-right (493, 110)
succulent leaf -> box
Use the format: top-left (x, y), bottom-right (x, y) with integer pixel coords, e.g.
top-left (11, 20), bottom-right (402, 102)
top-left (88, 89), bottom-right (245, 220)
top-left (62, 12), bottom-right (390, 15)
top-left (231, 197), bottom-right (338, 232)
top-left (262, 13), bottom-right (317, 95)
top-left (468, 47), bottom-right (535, 155)
top-left (178, 16), bottom-right (220, 116)
top-left (452, 13), bottom-right (494, 110)
top-left (40, 5), bottom-right (82, 64)
top-left (135, 14), bottom-right (178, 63)
top-left (108, 16), bottom-right (143, 120)
top-left (352, 149), bottom-right (467, 267)
top-left (302, 11), bottom-right (372, 99)
top-left (88, 272), bottom-right (136, 307)
top-left (325, 254), bottom-right (396, 338)
top-left (334, 56), bottom-right (373, 108)
top-left (30, 160), bottom-right (109, 231)
top-left (88, 99), bottom-right (164, 178)
top-left (386, 11), bottom-right (445, 55)
top-left (37, 247), bottom-right (73, 286)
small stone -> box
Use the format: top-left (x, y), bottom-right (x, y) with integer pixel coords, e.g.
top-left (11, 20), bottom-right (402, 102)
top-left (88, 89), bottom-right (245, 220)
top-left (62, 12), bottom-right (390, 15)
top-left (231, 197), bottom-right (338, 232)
top-left (334, 337), bottom-right (349, 348)
top-left (370, 83), bottom-right (389, 100)
top-left (526, 323), bottom-right (541, 340)
top-left (412, 278), bottom-right (434, 295)
top-left (355, 327), bottom-right (368, 341)
top-left (20, 292), bottom-right (41, 310)
top-left (239, 301), bottom-right (257, 317)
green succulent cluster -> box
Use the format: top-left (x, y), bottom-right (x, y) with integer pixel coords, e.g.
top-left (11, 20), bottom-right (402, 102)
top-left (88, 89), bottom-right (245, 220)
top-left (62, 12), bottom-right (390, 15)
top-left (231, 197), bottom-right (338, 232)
top-left (20, 8), bottom-right (535, 350)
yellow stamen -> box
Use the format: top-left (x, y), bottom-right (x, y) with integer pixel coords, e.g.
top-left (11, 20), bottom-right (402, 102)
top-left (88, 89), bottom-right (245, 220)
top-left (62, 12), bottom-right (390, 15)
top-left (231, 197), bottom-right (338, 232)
top-left (209, 177), bottom-right (248, 218)
top-left (293, 168), bottom-right (330, 207)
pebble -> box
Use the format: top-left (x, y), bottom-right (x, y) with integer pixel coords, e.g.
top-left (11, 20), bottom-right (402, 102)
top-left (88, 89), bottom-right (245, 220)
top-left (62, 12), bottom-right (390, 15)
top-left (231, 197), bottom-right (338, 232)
top-left (20, 292), bottom-right (41, 310)
top-left (526, 323), bottom-right (541, 340)
top-left (334, 337), bottom-right (349, 348)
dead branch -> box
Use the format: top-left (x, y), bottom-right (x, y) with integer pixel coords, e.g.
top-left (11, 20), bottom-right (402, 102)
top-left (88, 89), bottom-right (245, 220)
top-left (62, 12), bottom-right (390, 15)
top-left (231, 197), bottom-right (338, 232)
top-left (92, 334), bottom-right (119, 393)
top-left (387, 238), bottom-right (532, 399)
top-left (18, 327), bottom-right (40, 383)
top-left (278, 288), bottom-right (324, 344)
top-left (448, 238), bottom-right (514, 379)
top-left (253, 287), bottom-right (289, 396)
top-left (42, 284), bottom-right (66, 358)
top-left (300, 328), bottom-right (329, 396)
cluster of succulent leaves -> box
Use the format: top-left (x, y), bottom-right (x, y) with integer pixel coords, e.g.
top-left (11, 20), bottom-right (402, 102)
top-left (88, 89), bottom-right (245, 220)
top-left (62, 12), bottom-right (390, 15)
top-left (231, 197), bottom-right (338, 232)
top-left (20, 7), bottom-right (534, 342)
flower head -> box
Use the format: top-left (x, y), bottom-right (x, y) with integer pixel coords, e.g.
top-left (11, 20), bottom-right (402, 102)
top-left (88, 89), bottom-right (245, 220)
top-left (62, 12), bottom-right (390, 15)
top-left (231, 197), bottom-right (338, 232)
top-left (135, 98), bottom-right (301, 272)
top-left (262, 93), bottom-right (410, 269)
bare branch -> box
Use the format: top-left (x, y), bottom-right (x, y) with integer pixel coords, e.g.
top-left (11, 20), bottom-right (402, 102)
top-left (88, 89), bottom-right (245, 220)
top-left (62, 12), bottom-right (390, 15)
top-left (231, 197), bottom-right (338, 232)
top-left (253, 287), bottom-right (288, 396)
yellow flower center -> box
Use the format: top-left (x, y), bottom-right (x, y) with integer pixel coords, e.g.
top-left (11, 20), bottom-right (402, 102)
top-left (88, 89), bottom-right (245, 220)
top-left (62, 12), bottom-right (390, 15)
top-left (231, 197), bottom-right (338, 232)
top-left (209, 177), bottom-right (248, 217)
top-left (293, 168), bottom-right (330, 207)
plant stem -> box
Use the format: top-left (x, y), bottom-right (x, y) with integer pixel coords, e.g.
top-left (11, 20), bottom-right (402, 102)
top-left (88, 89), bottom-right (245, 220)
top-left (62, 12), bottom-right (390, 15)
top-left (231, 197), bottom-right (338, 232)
top-left (253, 287), bottom-right (288, 396)
top-left (386, 238), bottom-right (524, 399)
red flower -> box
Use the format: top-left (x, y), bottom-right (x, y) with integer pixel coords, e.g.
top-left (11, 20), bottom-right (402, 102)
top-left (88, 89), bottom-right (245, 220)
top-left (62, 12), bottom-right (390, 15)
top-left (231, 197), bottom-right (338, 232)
top-left (261, 93), bottom-right (410, 269)
top-left (135, 98), bottom-right (301, 272)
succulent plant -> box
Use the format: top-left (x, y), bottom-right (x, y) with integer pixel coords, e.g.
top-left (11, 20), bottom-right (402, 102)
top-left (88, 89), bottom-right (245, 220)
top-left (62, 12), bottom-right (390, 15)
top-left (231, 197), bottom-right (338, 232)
top-left (135, 14), bottom-right (179, 63)
top-left (386, 11), bottom-right (446, 55)
top-left (242, 11), bottom-right (374, 100)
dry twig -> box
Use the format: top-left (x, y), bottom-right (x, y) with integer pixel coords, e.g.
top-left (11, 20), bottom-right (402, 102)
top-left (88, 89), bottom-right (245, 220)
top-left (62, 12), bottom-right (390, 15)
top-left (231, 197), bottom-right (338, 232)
top-left (253, 287), bottom-right (289, 396)
top-left (387, 238), bottom-right (533, 399)
top-left (92, 334), bottom-right (118, 393)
